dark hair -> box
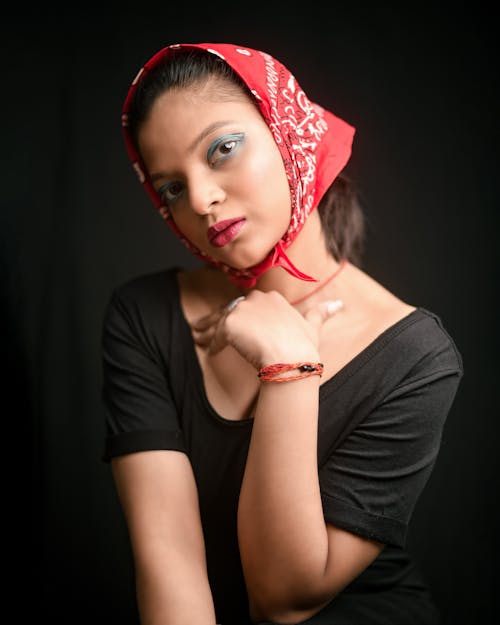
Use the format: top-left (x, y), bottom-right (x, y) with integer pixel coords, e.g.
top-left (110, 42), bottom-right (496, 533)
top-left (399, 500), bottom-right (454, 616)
top-left (127, 48), bottom-right (365, 267)
top-left (127, 48), bottom-right (253, 145)
top-left (317, 174), bottom-right (365, 267)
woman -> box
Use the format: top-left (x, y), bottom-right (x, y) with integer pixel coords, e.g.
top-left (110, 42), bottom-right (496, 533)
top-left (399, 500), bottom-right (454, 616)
top-left (101, 43), bottom-right (463, 625)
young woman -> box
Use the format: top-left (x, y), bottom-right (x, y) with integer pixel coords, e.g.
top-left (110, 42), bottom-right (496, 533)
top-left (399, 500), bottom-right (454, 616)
top-left (101, 43), bottom-right (463, 625)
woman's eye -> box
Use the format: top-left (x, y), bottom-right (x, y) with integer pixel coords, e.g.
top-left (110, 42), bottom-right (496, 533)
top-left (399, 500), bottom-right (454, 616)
top-left (208, 133), bottom-right (245, 167)
top-left (157, 181), bottom-right (184, 205)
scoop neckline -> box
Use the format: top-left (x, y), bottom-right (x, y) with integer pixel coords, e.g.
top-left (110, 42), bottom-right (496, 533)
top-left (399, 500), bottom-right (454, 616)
top-left (170, 268), bottom-right (427, 426)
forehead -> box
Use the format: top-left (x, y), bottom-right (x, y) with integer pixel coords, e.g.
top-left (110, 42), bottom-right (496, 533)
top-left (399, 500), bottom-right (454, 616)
top-left (136, 80), bottom-right (272, 168)
top-left (146, 75), bottom-right (256, 123)
top-left (188, 74), bottom-right (254, 103)
top-left (140, 79), bottom-right (263, 136)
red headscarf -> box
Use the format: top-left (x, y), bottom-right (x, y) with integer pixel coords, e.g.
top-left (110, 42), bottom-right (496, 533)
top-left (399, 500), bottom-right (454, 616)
top-left (121, 43), bottom-right (355, 288)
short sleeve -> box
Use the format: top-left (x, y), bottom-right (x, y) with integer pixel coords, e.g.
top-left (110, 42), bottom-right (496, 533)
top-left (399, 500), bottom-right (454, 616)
top-left (319, 335), bottom-right (463, 548)
top-left (100, 286), bottom-right (186, 462)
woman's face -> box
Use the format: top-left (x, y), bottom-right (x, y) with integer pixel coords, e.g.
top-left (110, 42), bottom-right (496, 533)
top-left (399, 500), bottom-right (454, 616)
top-left (137, 79), bottom-right (292, 270)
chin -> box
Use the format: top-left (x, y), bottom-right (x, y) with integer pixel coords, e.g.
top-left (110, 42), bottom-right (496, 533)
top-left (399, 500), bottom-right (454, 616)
top-left (224, 245), bottom-right (276, 271)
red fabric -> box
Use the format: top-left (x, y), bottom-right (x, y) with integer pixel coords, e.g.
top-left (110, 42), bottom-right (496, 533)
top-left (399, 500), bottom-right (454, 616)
top-left (121, 43), bottom-right (355, 288)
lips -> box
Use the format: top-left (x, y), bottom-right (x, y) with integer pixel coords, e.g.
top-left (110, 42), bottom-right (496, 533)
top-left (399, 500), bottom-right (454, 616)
top-left (207, 218), bottom-right (246, 248)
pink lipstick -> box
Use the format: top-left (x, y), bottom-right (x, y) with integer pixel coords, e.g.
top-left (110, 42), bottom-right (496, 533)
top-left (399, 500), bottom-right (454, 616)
top-left (207, 218), bottom-right (246, 248)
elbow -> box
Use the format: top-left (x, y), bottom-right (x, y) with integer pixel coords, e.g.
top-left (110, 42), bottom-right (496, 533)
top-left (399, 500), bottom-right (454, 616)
top-left (250, 597), bottom-right (335, 625)
top-left (247, 577), bottom-right (335, 625)
top-left (239, 530), bottom-right (334, 621)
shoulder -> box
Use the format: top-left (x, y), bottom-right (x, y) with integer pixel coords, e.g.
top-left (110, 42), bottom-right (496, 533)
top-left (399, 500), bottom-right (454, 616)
top-left (346, 263), bottom-right (463, 376)
top-left (105, 266), bottom-right (184, 322)
top-left (102, 267), bottom-right (183, 345)
top-left (351, 306), bottom-right (465, 410)
top-left (110, 266), bottom-right (181, 304)
top-left (383, 306), bottom-right (464, 378)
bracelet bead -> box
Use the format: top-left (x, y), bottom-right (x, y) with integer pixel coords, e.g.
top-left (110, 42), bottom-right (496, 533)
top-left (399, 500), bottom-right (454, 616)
top-left (257, 361), bottom-right (324, 383)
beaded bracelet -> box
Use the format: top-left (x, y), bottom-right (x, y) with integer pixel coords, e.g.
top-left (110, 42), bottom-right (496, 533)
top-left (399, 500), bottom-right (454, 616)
top-left (257, 361), bottom-right (324, 383)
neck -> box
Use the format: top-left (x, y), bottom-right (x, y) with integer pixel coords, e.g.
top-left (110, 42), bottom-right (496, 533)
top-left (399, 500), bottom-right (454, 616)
top-left (290, 257), bottom-right (348, 305)
top-left (248, 211), bottom-right (346, 306)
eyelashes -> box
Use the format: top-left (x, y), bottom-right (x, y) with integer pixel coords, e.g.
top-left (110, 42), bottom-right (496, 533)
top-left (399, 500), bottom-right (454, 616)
top-left (156, 132), bottom-right (246, 206)
top-left (157, 180), bottom-right (184, 205)
top-left (207, 132), bottom-right (245, 166)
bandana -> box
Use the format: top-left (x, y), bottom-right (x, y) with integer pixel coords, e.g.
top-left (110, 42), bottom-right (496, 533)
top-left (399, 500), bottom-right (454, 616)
top-left (122, 43), bottom-right (355, 288)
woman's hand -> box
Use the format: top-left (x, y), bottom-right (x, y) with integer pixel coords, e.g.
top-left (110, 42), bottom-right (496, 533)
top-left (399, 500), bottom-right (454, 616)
top-left (191, 289), bottom-right (343, 370)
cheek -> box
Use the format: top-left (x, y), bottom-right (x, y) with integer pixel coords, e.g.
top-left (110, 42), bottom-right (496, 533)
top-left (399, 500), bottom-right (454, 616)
top-left (244, 146), bottom-right (291, 211)
top-left (170, 210), bottom-right (203, 246)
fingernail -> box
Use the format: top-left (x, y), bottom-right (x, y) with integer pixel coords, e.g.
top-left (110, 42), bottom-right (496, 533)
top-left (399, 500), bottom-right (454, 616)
top-left (326, 299), bottom-right (344, 314)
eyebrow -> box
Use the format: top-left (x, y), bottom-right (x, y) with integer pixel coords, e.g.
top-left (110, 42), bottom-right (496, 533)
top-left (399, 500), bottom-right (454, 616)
top-left (149, 120), bottom-right (236, 183)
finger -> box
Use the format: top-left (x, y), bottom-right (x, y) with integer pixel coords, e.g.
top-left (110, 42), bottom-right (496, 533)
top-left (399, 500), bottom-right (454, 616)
top-left (191, 295), bottom-right (245, 331)
top-left (193, 315), bottom-right (231, 353)
top-left (324, 299), bottom-right (344, 315)
top-left (225, 295), bottom-right (245, 313)
top-left (192, 308), bottom-right (225, 331)
top-left (206, 334), bottom-right (228, 356)
top-left (192, 325), bottom-right (217, 347)
top-left (304, 299), bottom-right (344, 328)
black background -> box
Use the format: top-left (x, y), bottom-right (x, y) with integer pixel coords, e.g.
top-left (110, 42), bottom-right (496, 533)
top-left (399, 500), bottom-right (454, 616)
top-left (3, 3), bottom-right (497, 624)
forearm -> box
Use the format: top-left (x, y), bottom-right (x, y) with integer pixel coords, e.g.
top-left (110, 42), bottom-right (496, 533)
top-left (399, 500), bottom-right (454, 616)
top-left (237, 375), bottom-right (330, 610)
top-left (111, 453), bottom-right (217, 625)
top-left (135, 542), bottom-right (217, 625)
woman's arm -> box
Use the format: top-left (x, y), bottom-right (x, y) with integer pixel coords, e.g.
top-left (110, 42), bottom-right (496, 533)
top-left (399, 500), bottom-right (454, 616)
top-left (193, 290), bottom-right (383, 623)
top-left (111, 450), bottom-right (217, 625)
top-left (238, 376), bottom-right (383, 624)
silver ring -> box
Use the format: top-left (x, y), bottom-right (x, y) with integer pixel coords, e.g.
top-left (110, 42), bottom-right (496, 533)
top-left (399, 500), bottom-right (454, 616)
top-left (225, 295), bottom-right (245, 313)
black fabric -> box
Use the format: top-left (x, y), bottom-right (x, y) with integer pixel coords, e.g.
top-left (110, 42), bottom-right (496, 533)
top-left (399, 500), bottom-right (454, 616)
top-left (101, 267), bottom-right (463, 625)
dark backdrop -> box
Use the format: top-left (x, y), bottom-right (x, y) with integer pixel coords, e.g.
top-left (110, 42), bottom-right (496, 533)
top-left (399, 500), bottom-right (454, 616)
top-left (3, 4), bottom-right (497, 624)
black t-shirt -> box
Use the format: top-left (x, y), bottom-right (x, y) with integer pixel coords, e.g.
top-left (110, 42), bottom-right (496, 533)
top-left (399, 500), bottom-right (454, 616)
top-left (101, 267), bottom-right (463, 625)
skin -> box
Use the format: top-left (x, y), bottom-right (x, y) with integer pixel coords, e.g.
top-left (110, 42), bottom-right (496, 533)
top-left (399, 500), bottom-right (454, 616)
top-left (138, 82), bottom-right (292, 272)
top-left (112, 77), bottom-right (416, 624)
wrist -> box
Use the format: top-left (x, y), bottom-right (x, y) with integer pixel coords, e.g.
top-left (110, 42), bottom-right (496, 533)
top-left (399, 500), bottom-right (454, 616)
top-left (258, 346), bottom-right (320, 369)
top-left (258, 361), bottom-right (324, 383)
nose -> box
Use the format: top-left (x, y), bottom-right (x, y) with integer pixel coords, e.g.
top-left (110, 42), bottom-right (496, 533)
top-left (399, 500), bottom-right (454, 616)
top-left (187, 170), bottom-right (226, 216)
